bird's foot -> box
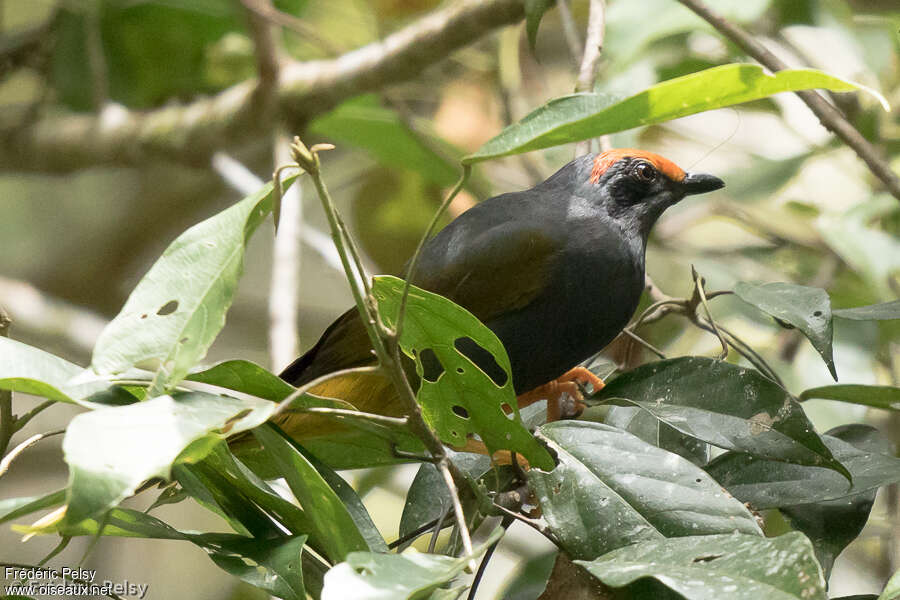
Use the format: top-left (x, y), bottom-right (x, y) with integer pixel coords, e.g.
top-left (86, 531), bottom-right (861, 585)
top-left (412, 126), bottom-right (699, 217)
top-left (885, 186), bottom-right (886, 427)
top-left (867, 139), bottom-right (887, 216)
top-left (517, 367), bottom-right (605, 422)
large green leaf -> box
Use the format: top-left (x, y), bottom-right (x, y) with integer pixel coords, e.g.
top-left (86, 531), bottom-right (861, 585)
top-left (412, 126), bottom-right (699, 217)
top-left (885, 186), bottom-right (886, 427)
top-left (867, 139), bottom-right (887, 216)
top-left (321, 528), bottom-right (502, 600)
top-left (576, 532), bottom-right (827, 600)
top-left (833, 300), bottom-right (900, 321)
top-left (60, 391), bottom-right (274, 526)
top-left (528, 421), bottom-right (761, 561)
top-left (706, 425), bottom-right (900, 509)
top-left (309, 95), bottom-right (461, 188)
top-left (0, 338), bottom-right (126, 405)
top-left (372, 275), bottom-right (554, 471)
top-left (463, 65), bottom-right (887, 163)
top-left (591, 357), bottom-right (847, 476)
top-left (800, 384), bottom-right (900, 411)
top-left (91, 176), bottom-right (296, 396)
top-left (252, 425), bottom-right (370, 563)
top-left (734, 282), bottom-right (836, 380)
top-left (779, 425), bottom-right (888, 578)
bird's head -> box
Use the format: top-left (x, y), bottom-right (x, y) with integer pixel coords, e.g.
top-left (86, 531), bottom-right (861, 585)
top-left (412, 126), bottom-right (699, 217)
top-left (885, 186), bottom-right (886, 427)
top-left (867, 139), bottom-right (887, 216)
top-left (583, 148), bottom-right (724, 237)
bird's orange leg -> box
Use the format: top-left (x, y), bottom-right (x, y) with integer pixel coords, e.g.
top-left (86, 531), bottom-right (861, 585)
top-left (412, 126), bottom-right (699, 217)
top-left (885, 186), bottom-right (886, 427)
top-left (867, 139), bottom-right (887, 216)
top-left (516, 367), bottom-right (605, 422)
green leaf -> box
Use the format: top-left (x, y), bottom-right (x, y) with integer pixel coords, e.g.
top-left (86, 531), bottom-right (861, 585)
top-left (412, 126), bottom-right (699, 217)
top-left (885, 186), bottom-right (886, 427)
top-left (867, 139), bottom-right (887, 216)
top-left (800, 384), bottom-right (900, 411)
top-left (371, 275), bottom-right (554, 471)
top-left (591, 357), bottom-right (847, 477)
top-left (779, 425), bottom-right (888, 578)
top-left (188, 359), bottom-right (297, 401)
top-left (321, 527), bottom-right (503, 600)
top-left (880, 569), bottom-right (900, 600)
top-left (524, 0), bottom-right (554, 52)
top-left (576, 532), bottom-right (827, 600)
top-left (252, 425), bottom-right (369, 563)
top-left (309, 95), bottom-right (462, 188)
top-left (0, 338), bottom-right (123, 405)
top-left (528, 421), bottom-right (761, 561)
top-left (0, 490), bottom-right (66, 525)
top-left (706, 425), bottom-right (900, 509)
top-left (463, 65), bottom-right (888, 164)
top-left (60, 391), bottom-right (274, 526)
top-left (734, 282), bottom-right (837, 380)
top-left (91, 176), bottom-right (296, 395)
top-left (833, 300), bottom-right (900, 320)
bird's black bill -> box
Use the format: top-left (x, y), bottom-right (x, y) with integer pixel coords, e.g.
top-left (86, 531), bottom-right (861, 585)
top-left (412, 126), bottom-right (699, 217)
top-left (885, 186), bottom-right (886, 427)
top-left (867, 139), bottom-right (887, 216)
top-left (681, 172), bottom-right (725, 195)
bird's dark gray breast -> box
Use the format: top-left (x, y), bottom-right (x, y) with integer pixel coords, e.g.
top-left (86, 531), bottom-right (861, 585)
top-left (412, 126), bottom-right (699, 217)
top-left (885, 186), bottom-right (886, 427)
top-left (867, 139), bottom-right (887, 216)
top-left (487, 205), bottom-right (646, 393)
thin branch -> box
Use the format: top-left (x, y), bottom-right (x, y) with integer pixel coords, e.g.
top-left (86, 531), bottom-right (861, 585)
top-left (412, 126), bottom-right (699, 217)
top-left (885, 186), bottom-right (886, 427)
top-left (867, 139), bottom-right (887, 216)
top-left (621, 327), bottom-right (666, 359)
top-left (0, 303), bottom-right (12, 458)
top-left (0, 429), bottom-right (64, 478)
top-left (574, 0), bottom-right (606, 156)
top-left (466, 516), bottom-right (512, 600)
top-left (273, 365), bottom-right (380, 417)
top-left (387, 515), bottom-right (445, 550)
top-left (555, 0), bottom-right (582, 66)
top-left (241, 0), bottom-right (280, 92)
top-left (240, 0), bottom-right (342, 54)
top-left (1, 0), bottom-right (526, 172)
top-left (283, 406), bottom-right (408, 428)
top-left (691, 266), bottom-right (728, 359)
top-left (12, 399), bottom-right (56, 433)
top-left (677, 0), bottom-right (900, 202)
top-left (84, 4), bottom-right (109, 109)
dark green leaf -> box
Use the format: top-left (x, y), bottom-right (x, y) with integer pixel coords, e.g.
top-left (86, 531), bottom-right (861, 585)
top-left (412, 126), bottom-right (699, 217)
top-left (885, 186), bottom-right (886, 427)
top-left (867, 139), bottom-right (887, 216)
top-left (576, 532), bottom-right (827, 600)
top-left (800, 384), bottom-right (900, 411)
top-left (60, 391), bottom-right (274, 526)
top-left (706, 425), bottom-right (900, 509)
top-left (833, 300), bottom-right (900, 320)
top-left (188, 360), bottom-right (297, 401)
top-left (463, 65), bottom-right (887, 164)
top-left (496, 551), bottom-right (557, 600)
top-left (252, 425), bottom-right (369, 563)
top-left (528, 421), bottom-right (761, 560)
top-left (592, 357), bottom-right (847, 477)
top-left (321, 528), bottom-right (502, 600)
top-left (779, 427), bottom-right (884, 578)
top-left (372, 275), bottom-right (554, 471)
top-left (524, 0), bottom-right (554, 52)
top-left (91, 176), bottom-right (297, 395)
top-left (734, 282), bottom-right (837, 380)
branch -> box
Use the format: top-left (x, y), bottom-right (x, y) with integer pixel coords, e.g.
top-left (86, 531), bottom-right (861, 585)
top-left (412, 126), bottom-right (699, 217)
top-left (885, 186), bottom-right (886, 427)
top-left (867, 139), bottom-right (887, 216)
top-left (574, 0), bottom-right (607, 156)
top-left (0, 304), bottom-right (12, 458)
top-left (1, 0), bottom-right (526, 173)
top-left (677, 0), bottom-right (900, 202)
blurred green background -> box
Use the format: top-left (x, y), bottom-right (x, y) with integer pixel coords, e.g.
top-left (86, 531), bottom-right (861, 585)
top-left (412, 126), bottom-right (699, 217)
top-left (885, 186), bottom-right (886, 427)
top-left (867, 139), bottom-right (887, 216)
top-left (0, 0), bottom-right (897, 598)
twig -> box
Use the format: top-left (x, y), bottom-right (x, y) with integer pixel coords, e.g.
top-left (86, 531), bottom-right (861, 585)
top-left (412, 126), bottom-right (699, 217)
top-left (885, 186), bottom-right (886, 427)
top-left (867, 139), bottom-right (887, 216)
top-left (1, 0), bottom-right (527, 172)
top-left (84, 4), bottom-right (108, 109)
top-left (555, 0), bottom-right (583, 66)
top-left (388, 515), bottom-right (447, 550)
top-left (240, 0), bottom-right (342, 54)
top-left (241, 0), bottom-right (280, 92)
top-left (0, 429), bottom-right (64, 478)
top-left (283, 406), bottom-right (408, 428)
top-left (12, 399), bottom-right (55, 433)
top-left (621, 327), bottom-right (666, 359)
top-left (574, 0), bottom-right (606, 156)
top-left (466, 516), bottom-right (512, 600)
top-left (268, 136), bottom-right (302, 371)
top-left (676, 0), bottom-right (900, 202)
top-left (272, 365), bottom-right (380, 417)
top-left (0, 304), bottom-right (12, 458)
top-left (691, 266), bottom-right (728, 359)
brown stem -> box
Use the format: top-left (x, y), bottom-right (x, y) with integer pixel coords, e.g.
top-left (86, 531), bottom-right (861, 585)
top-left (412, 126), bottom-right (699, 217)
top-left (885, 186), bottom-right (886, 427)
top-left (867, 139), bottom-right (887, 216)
top-left (677, 0), bottom-right (900, 202)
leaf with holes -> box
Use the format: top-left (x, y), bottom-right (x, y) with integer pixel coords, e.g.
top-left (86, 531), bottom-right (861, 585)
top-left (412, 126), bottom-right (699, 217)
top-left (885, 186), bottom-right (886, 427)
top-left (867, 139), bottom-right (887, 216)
top-left (58, 391), bottom-right (274, 527)
top-left (591, 357), bottom-right (848, 477)
top-left (734, 282), bottom-right (836, 380)
top-left (529, 421), bottom-right (761, 561)
top-left (576, 532), bottom-right (827, 600)
top-left (91, 176), bottom-right (297, 395)
top-left (371, 276), bottom-right (554, 471)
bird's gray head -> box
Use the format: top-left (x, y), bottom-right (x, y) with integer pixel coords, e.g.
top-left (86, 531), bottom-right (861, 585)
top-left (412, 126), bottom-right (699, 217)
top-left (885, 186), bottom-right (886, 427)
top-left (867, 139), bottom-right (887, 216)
top-left (572, 148), bottom-right (724, 238)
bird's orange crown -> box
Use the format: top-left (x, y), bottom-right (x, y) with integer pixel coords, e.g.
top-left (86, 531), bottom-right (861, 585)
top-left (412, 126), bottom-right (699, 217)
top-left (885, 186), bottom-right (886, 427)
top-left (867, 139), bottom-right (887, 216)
top-left (590, 149), bottom-right (686, 184)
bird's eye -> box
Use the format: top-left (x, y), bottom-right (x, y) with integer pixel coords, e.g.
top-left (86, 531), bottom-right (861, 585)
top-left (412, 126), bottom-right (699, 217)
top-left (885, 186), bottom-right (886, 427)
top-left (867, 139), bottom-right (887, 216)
top-left (633, 162), bottom-right (656, 182)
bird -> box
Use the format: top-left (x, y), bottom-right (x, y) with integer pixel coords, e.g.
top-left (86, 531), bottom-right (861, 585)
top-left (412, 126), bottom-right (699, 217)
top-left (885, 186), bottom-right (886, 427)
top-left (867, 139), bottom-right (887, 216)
top-left (272, 149), bottom-right (724, 460)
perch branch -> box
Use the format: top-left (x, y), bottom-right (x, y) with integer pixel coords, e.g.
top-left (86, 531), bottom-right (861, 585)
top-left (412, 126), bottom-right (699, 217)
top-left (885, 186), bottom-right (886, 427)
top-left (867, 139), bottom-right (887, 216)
top-left (574, 0), bottom-right (608, 156)
top-left (0, 0), bottom-right (526, 172)
top-left (677, 0), bottom-right (900, 202)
